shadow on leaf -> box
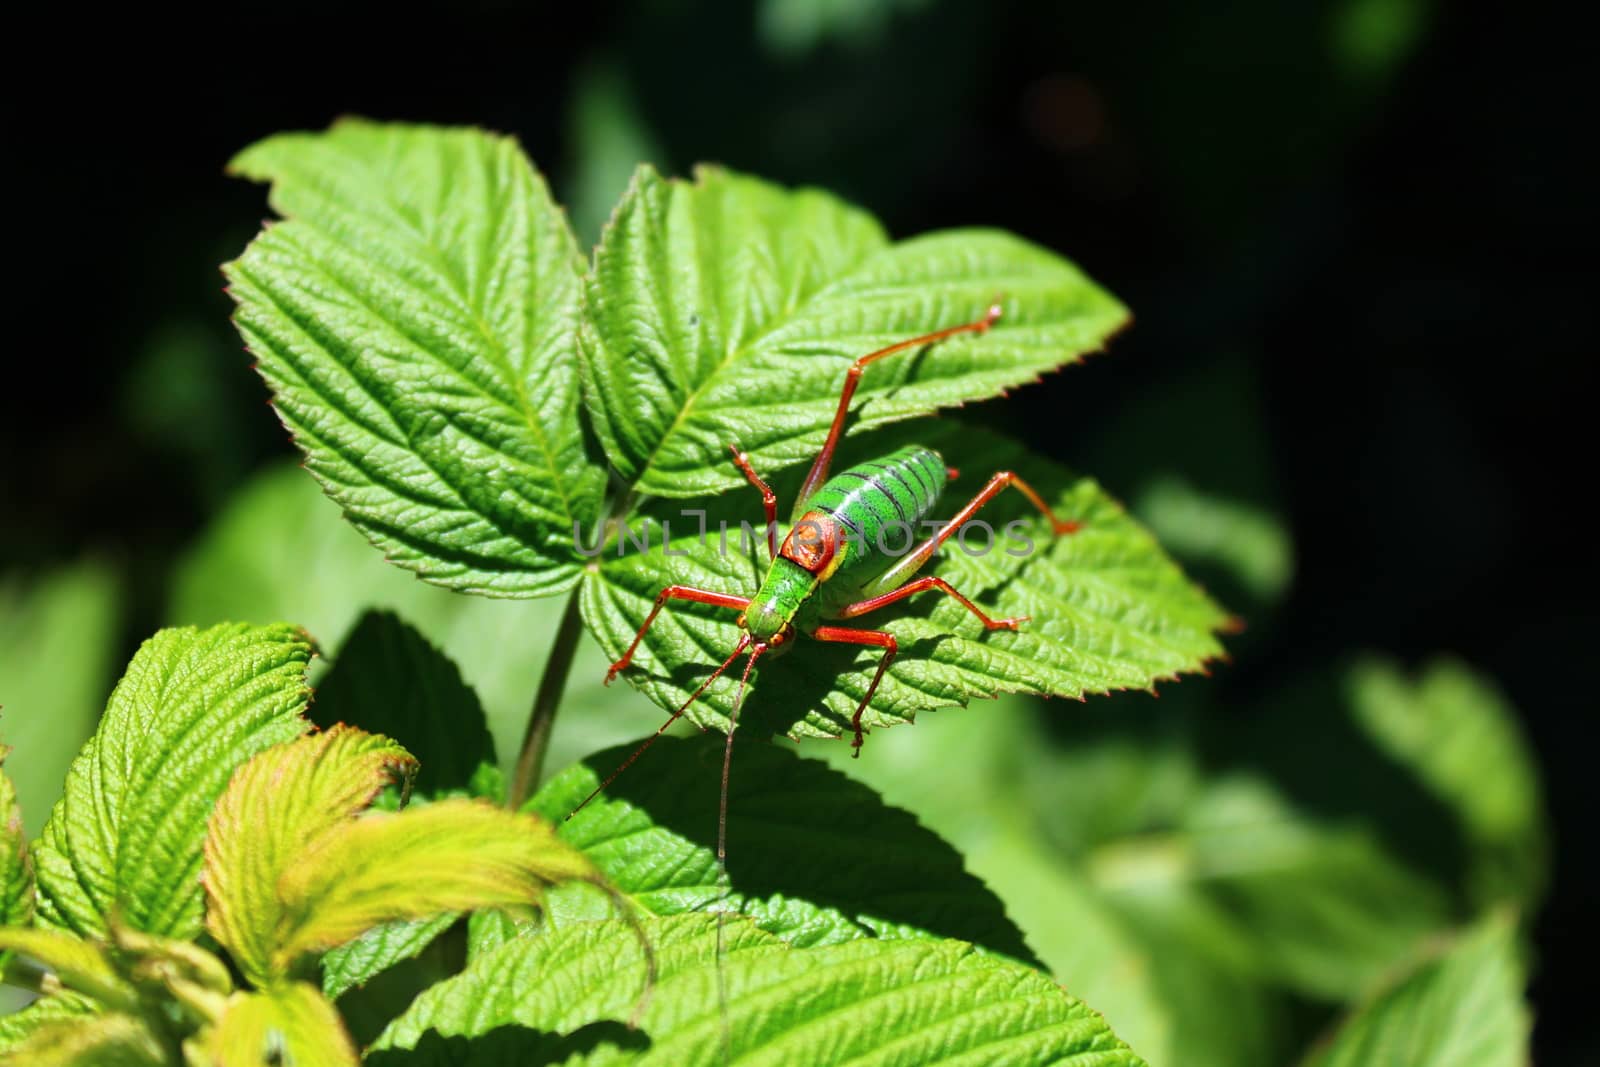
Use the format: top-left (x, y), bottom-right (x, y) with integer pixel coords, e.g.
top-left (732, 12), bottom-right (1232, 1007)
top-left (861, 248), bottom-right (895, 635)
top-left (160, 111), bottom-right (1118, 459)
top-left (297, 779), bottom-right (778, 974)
top-left (365, 1021), bottom-right (646, 1066)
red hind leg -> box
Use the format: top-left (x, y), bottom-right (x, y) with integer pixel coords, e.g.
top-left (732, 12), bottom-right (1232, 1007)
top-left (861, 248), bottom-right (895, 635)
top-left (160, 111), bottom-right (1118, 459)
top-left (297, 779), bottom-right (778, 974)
top-left (793, 300), bottom-right (1004, 516)
top-left (835, 575), bottom-right (1028, 630)
top-left (865, 469), bottom-right (1078, 596)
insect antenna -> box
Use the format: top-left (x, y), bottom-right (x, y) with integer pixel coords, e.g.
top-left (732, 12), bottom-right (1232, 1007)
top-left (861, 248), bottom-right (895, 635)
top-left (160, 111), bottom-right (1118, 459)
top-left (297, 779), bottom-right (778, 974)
top-left (567, 634), bottom-right (753, 820)
top-left (715, 639), bottom-right (766, 1065)
top-left (718, 642), bottom-right (764, 866)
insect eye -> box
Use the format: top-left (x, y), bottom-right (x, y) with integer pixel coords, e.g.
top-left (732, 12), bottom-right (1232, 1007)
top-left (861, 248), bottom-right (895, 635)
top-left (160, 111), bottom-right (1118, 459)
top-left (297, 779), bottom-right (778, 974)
top-left (771, 632), bottom-right (784, 645)
top-left (736, 613), bottom-right (747, 628)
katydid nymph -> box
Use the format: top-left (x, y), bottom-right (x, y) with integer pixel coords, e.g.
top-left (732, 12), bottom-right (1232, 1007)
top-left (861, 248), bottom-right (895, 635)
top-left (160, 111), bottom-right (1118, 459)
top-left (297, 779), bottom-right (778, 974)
top-left (571, 300), bottom-right (1081, 875)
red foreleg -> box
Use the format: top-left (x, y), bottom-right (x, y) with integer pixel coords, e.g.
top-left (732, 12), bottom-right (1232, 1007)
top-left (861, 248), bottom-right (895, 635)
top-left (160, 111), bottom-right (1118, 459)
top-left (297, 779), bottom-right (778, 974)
top-left (605, 586), bottom-right (751, 684)
top-left (728, 443), bottom-right (779, 559)
top-left (809, 625), bottom-right (898, 757)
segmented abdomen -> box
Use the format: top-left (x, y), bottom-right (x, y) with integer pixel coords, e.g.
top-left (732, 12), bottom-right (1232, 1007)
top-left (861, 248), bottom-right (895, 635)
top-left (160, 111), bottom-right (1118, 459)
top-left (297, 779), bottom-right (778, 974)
top-left (805, 445), bottom-right (945, 575)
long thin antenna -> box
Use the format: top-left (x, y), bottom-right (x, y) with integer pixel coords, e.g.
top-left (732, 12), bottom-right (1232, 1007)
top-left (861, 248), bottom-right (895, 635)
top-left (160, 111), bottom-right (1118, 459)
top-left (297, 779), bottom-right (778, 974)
top-left (716, 641), bottom-right (764, 1066)
top-left (567, 635), bottom-right (753, 820)
top-left (718, 644), bottom-right (763, 866)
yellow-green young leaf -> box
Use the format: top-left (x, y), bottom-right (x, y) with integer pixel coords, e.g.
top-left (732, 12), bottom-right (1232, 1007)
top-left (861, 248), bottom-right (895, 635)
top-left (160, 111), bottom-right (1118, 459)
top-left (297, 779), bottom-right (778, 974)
top-left (1305, 914), bottom-right (1529, 1067)
top-left (199, 982), bottom-right (357, 1067)
top-left (373, 914), bottom-right (1150, 1066)
top-left (0, 1011), bottom-right (164, 1067)
top-left (0, 929), bottom-right (135, 1011)
top-left (580, 165), bottom-right (1129, 498)
top-left (225, 119), bottom-right (603, 598)
top-left (31, 624), bottom-right (312, 941)
top-left (205, 726), bottom-right (416, 985)
top-left (274, 800), bottom-right (599, 969)
top-left (0, 746), bottom-right (32, 931)
top-left (585, 423), bottom-right (1228, 741)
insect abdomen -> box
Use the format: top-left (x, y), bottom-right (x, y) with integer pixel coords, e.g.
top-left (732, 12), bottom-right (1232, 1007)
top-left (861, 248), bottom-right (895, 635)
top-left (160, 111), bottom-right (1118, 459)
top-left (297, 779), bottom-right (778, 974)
top-left (805, 445), bottom-right (945, 572)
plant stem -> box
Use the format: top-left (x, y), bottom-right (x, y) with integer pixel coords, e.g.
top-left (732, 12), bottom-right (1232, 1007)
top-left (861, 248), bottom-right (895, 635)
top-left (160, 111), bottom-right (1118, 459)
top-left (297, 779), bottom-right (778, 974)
top-left (509, 586), bottom-right (586, 809)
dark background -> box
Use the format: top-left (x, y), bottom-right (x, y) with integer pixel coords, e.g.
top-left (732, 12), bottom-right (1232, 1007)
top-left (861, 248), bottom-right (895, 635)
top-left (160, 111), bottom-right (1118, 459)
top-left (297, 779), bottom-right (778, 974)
top-left (2, 1), bottom-right (1591, 1058)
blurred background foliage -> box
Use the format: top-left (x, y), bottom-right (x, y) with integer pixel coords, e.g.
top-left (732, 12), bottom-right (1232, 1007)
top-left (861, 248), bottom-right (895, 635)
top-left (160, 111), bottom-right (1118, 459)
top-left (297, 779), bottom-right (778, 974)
top-left (0, 0), bottom-right (1588, 1062)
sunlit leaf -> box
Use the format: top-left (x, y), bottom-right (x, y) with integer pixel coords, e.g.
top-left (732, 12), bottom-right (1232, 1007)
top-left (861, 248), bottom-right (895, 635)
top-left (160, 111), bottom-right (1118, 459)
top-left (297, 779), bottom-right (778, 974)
top-left (320, 913), bottom-right (457, 1002)
top-left (227, 119), bottom-right (602, 597)
top-left (32, 624), bottom-right (311, 940)
top-left (579, 165), bottom-right (1127, 497)
top-left (374, 914), bottom-right (1150, 1066)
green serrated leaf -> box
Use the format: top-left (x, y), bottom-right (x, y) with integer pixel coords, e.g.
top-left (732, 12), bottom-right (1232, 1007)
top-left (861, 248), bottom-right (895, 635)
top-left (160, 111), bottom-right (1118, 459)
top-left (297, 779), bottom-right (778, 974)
top-left (1, 747), bottom-right (32, 934)
top-left (312, 611), bottom-right (496, 799)
top-left (464, 908), bottom-right (527, 963)
top-left (277, 799), bottom-right (598, 969)
top-left (529, 734), bottom-right (1034, 963)
top-left (319, 913), bottom-right (457, 1001)
top-left (225, 119), bottom-right (603, 597)
top-left (579, 164), bottom-right (1128, 498)
top-left (201, 981), bottom-right (357, 1067)
top-left (1305, 914), bottom-right (1529, 1067)
top-left (205, 725), bottom-right (417, 985)
top-left (585, 423), bottom-right (1227, 742)
top-left (374, 914), bottom-right (1149, 1066)
top-left (32, 624), bottom-right (312, 941)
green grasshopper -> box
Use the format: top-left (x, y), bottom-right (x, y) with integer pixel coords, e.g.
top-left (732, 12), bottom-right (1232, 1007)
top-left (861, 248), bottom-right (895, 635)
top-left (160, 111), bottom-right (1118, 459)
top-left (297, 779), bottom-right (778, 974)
top-left (577, 301), bottom-right (1080, 873)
